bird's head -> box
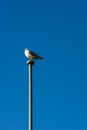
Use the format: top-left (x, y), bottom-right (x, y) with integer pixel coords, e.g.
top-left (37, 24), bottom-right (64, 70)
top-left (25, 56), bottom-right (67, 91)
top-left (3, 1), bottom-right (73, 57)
top-left (24, 48), bottom-right (29, 53)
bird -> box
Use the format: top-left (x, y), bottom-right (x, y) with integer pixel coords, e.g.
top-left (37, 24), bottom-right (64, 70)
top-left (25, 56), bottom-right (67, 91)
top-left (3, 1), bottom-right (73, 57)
top-left (24, 48), bottom-right (43, 60)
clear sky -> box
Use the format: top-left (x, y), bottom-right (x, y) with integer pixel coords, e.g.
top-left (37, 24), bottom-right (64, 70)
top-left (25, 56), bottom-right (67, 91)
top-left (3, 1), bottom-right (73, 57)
top-left (0, 0), bottom-right (87, 130)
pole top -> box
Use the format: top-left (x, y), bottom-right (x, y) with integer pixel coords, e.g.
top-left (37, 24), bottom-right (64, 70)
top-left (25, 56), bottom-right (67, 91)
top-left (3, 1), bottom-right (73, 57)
top-left (26, 60), bottom-right (35, 65)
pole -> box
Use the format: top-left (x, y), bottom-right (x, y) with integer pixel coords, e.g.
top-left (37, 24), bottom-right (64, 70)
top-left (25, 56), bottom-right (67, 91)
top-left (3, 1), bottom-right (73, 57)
top-left (26, 60), bottom-right (34, 130)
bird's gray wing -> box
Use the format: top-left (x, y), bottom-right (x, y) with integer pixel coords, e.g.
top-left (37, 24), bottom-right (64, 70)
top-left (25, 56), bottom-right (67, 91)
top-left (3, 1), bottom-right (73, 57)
top-left (29, 51), bottom-right (43, 59)
top-left (29, 51), bottom-right (39, 57)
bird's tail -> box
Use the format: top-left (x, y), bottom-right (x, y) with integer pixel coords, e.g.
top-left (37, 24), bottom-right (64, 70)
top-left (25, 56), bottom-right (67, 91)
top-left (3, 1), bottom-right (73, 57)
top-left (37, 56), bottom-right (43, 60)
top-left (34, 56), bottom-right (43, 60)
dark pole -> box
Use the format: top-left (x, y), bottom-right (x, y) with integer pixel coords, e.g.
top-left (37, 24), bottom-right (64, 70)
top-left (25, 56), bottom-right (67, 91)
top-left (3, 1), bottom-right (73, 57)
top-left (26, 60), bottom-right (34, 130)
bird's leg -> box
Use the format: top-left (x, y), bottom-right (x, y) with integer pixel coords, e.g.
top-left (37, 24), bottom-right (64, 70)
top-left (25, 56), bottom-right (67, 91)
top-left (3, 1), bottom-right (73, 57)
top-left (29, 58), bottom-right (32, 61)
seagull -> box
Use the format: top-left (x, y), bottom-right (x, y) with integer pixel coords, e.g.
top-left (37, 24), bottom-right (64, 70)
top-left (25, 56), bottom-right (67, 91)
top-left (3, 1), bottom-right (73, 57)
top-left (24, 48), bottom-right (43, 60)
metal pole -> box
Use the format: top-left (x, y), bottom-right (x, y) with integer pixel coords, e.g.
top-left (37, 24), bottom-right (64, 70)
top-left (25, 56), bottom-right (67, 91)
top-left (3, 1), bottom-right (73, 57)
top-left (26, 60), bottom-right (34, 130)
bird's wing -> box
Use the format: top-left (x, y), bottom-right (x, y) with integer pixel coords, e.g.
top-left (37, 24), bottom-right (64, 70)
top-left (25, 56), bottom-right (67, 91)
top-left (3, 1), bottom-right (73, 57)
top-left (29, 51), bottom-right (43, 59)
top-left (29, 51), bottom-right (40, 57)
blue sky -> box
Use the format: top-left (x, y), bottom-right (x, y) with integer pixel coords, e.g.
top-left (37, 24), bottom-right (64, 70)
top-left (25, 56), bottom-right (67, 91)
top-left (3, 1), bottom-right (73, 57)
top-left (0, 0), bottom-right (87, 129)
